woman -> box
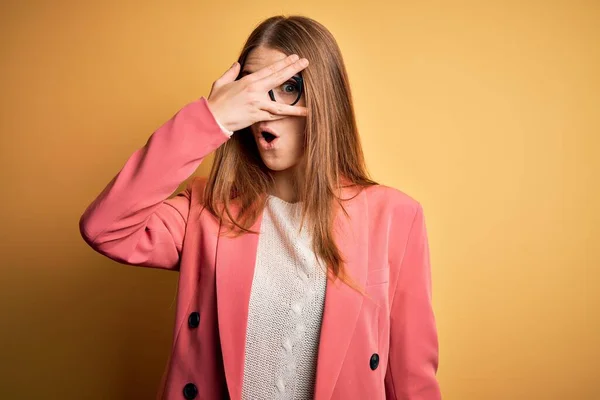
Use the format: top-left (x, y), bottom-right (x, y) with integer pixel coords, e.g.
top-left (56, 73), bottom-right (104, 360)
top-left (79, 15), bottom-right (441, 400)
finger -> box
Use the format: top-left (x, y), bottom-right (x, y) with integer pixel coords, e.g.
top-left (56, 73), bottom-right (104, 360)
top-left (257, 58), bottom-right (309, 91)
top-left (245, 54), bottom-right (300, 82)
top-left (257, 111), bottom-right (287, 121)
top-left (215, 61), bottom-right (241, 86)
top-left (261, 101), bottom-right (308, 117)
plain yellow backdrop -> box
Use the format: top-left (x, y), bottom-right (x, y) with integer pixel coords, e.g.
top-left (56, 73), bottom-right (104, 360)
top-left (1, 1), bottom-right (598, 399)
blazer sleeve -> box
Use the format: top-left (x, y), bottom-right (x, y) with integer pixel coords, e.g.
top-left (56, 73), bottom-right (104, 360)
top-left (385, 203), bottom-right (441, 399)
top-left (79, 97), bottom-right (230, 270)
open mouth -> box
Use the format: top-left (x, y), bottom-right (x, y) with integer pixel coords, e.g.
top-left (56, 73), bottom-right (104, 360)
top-left (261, 131), bottom-right (278, 143)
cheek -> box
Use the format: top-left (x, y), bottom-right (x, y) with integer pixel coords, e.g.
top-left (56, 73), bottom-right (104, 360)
top-left (275, 118), bottom-right (305, 146)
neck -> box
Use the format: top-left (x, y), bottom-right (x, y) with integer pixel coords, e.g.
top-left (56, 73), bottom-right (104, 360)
top-left (269, 166), bottom-right (304, 203)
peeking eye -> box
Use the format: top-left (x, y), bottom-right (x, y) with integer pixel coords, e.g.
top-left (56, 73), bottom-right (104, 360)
top-left (281, 81), bottom-right (299, 93)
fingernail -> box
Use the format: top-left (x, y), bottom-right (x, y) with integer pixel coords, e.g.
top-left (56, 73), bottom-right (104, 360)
top-left (231, 61), bottom-right (238, 68)
top-left (290, 54), bottom-right (300, 61)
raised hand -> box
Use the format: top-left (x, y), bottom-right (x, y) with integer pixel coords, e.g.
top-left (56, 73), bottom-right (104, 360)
top-left (207, 54), bottom-right (309, 133)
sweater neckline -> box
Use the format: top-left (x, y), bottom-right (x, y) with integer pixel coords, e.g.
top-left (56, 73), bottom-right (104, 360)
top-left (267, 194), bottom-right (303, 206)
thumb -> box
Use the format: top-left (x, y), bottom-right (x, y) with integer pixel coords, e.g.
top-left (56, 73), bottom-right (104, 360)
top-left (219, 61), bottom-right (241, 84)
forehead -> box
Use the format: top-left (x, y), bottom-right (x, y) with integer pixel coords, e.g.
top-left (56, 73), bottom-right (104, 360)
top-left (242, 46), bottom-right (288, 74)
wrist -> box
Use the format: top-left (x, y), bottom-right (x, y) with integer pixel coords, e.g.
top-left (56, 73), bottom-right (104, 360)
top-left (215, 119), bottom-right (234, 136)
top-left (206, 99), bottom-right (233, 136)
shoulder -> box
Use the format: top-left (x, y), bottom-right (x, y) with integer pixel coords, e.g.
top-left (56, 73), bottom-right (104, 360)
top-left (362, 184), bottom-right (423, 218)
top-left (360, 185), bottom-right (428, 266)
top-left (356, 184), bottom-right (426, 242)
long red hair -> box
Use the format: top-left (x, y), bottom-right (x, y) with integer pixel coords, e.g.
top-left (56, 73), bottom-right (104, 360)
top-left (203, 15), bottom-right (377, 286)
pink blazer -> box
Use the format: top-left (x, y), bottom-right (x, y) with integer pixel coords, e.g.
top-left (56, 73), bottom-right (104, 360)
top-left (79, 97), bottom-right (441, 400)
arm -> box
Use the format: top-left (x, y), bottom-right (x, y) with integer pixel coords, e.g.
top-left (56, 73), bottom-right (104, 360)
top-left (79, 97), bottom-right (230, 270)
top-left (79, 55), bottom-right (310, 269)
top-left (385, 204), bottom-right (441, 399)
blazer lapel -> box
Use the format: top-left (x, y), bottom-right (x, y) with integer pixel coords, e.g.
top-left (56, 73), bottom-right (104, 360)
top-left (314, 188), bottom-right (369, 400)
top-left (216, 201), bottom-right (263, 400)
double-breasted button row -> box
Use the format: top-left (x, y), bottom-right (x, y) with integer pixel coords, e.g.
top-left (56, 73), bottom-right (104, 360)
top-left (184, 312), bottom-right (200, 398)
top-left (370, 353), bottom-right (380, 370)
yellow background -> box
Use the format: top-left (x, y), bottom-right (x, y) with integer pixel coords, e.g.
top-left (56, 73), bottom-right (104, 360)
top-left (1, 1), bottom-right (598, 399)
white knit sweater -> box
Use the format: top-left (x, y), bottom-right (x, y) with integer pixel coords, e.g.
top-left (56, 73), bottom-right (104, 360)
top-left (241, 195), bottom-right (327, 399)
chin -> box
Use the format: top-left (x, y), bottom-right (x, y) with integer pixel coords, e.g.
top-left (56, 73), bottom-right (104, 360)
top-left (261, 158), bottom-right (298, 173)
top-left (263, 162), bottom-right (293, 172)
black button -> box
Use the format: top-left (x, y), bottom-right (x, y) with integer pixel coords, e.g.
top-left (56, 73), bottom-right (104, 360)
top-left (188, 312), bottom-right (200, 329)
top-left (370, 353), bottom-right (380, 370)
top-left (183, 383), bottom-right (198, 399)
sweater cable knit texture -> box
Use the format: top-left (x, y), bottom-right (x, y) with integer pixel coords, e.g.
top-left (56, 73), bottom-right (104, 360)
top-left (241, 195), bottom-right (327, 399)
